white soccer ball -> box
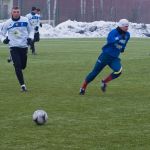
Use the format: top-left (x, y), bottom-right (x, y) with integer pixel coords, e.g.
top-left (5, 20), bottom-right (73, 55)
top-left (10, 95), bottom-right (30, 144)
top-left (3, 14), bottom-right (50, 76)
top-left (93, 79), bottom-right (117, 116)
top-left (32, 110), bottom-right (48, 125)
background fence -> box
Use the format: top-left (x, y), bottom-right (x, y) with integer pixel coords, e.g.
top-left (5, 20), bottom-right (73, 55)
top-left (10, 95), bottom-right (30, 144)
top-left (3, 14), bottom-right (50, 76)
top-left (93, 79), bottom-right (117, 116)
top-left (0, 0), bottom-right (150, 26)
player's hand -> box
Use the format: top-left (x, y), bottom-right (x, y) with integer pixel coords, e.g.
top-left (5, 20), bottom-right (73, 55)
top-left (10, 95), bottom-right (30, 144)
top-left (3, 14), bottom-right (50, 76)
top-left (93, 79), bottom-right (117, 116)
top-left (120, 48), bottom-right (125, 53)
top-left (40, 23), bottom-right (42, 27)
top-left (27, 38), bottom-right (33, 45)
top-left (3, 36), bottom-right (10, 44)
top-left (35, 26), bottom-right (39, 31)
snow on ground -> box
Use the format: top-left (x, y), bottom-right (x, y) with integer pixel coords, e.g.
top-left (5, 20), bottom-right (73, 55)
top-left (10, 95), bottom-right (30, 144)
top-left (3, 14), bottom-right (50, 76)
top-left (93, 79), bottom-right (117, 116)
top-left (39, 20), bottom-right (150, 38)
top-left (1, 20), bottom-right (150, 38)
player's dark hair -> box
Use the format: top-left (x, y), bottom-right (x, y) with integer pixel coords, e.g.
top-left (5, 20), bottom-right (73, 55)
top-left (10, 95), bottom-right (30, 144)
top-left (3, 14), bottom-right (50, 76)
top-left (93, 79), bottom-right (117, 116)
top-left (36, 8), bottom-right (40, 12)
top-left (12, 6), bottom-right (20, 10)
top-left (32, 7), bottom-right (36, 11)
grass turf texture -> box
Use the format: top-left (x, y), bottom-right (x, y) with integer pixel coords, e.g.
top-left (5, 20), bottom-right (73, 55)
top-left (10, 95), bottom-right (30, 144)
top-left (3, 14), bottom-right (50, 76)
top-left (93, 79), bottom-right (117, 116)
top-left (0, 38), bottom-right (150, 150)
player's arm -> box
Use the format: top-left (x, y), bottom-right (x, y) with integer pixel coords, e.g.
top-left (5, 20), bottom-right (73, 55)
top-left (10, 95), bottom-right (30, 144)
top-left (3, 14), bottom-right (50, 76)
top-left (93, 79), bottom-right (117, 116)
top-left (27, 19), bottom-right (34, 40)
top-left (25, 14), bottom-right (29, 20)
top-left (25, 14), bottom-right (33, 27)
top-left (0, 22), bottom-right (10, 44)
top-left (26, 19), bottom-right (34, 45)
top-left (39, 22), bottom-right (42, 27)
top-left (121, 33), bottom-right (130, 53)
top-left (107, 30), bottom-right (122, 44)
top-left (34, 15), bottom-right (40, 31)
top-left (38, 14), bottom-right (42, 27)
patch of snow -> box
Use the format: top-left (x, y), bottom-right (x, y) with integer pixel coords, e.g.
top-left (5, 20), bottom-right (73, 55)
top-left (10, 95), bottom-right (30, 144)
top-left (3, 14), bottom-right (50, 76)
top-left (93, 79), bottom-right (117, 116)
top-left (1, 20), bottom-right (150, 38)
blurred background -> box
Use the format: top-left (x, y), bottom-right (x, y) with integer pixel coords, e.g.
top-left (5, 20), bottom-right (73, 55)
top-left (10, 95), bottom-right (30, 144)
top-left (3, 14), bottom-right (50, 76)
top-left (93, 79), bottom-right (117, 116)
top-left (0, 0), bottom-right (150, 26)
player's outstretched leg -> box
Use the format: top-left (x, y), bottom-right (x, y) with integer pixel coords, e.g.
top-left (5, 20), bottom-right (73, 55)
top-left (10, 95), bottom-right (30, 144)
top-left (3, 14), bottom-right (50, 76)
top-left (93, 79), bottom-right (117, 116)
top-left (79, 68), bottom-right (103, 95)
top-left (79, 58), bottom-right (105, 95)
top-left (79, 69), bottom-right (100, 95)
top-left (79, 80), bottom-right (87, 95)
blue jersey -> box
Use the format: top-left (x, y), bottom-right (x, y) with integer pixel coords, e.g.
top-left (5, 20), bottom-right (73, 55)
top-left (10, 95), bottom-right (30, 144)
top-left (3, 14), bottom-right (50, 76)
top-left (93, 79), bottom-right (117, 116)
top-left (102, 28), bottom-right (130, 57)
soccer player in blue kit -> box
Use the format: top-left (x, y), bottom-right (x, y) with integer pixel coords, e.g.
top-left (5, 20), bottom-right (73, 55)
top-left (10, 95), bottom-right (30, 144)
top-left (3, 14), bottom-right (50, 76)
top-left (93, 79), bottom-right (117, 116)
top-left (80, 19), bottom-right (130, 95)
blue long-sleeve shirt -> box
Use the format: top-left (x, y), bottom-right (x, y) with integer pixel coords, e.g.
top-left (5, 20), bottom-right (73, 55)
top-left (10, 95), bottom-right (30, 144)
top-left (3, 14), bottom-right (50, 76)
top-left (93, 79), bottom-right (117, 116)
top-left (102, 28), bottom-right (130, 57)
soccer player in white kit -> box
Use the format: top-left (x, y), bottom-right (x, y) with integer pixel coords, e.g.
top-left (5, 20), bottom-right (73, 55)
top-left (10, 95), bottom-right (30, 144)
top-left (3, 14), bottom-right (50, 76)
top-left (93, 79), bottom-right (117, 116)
top-left (0, 6), bottom-right (34, 92)
top-left (26, 7), bottom-right (40, 55)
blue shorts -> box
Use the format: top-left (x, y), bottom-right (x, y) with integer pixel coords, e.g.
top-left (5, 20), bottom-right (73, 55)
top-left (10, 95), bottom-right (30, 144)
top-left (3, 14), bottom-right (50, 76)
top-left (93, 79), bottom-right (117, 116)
top-left (95, 52), bottom-right (122, 73)
top-left (85, 52), bottom-right (122, 83)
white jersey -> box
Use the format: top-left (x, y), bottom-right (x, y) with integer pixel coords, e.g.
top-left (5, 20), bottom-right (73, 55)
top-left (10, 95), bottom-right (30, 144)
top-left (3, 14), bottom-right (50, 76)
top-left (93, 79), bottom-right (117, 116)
top-left (0, 22), bottom-right (4, 32)
top-left (36, 14), bottom-right (41, 20)
top-left (37, 14), bottom-right (41, 22)
top-left (26, 13), bottom-right (40, 32)
top-left (36, 14), bottom-right (41, 27)
top-left (0, 16), bottom-right (34, 48)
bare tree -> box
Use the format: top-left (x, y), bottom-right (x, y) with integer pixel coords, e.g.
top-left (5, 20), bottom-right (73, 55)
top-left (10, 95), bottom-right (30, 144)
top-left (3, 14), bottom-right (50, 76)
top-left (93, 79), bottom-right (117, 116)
top-left (92, 0), bottom-right (95, 20)
top-left (110, 0), bottom-right (117, 21)
top-left (53, 0), bottom-right (57, 27)
top-left (47, 0), bottom-right (51, 24)
top-left (100, 0), bottom-right (103, 19)
top-left (83, 0), bottom-right (86, 16)
top-left (80, 0), bottom-right (83, 20)
top-left (0, 0), bottom-right (3, 19)
top-left (80, 0), bottom-right (86, 20)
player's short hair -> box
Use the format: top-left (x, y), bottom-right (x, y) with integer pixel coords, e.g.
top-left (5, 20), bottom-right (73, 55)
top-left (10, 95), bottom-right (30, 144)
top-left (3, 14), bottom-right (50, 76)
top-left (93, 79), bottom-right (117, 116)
top-left (12, 6), bottom-right (20, 10)
top-left (32, 7), bottom-right (37, 11)
top-left (36, 8), bottom-right (40, 12)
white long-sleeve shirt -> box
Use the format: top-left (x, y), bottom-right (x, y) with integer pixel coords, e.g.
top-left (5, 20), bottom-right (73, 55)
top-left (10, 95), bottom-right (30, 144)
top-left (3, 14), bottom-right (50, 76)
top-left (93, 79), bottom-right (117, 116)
top-left (0, 16), bottom-right (34, 48)
top-left (26, 13), bottom-right (40, 33)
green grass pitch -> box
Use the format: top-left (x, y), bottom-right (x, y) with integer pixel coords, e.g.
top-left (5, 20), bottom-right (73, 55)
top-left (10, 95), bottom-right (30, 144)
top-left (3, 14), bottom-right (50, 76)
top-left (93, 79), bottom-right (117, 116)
top-left (0, 38), bottom-right (150, 150)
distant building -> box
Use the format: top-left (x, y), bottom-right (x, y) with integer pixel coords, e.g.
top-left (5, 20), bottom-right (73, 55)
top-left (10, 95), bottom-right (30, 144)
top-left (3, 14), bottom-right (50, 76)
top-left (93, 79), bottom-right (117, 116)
top-left (0, 0), bottom-right (150, 25)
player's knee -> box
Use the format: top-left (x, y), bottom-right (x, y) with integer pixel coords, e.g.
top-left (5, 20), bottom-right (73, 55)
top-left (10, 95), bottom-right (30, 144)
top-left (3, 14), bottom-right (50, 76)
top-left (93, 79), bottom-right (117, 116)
top-left (22, 66), bottom-right (26, 70)
top-left (13, 63), bottom-right (21, 70)
top-left (22, 64), bottom-right (27, 70)
top-left (114, 67), bottom-right (122, 74)
top-left (116, 71), bottom-right (122, 77)
top-left (112, 67), bottom-right (122, 78)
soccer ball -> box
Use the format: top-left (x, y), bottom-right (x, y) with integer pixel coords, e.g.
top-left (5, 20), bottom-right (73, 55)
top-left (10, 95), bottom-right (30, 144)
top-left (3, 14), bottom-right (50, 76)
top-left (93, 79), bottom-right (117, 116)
top-left (32, 110), bottom-right (48, 125)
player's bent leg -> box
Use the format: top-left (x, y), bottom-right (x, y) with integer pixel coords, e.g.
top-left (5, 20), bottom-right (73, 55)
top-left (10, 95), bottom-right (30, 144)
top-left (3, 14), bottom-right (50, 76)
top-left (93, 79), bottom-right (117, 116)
top-left (101, 67), bottom-right (122, 92)
top-left (34, 32), bottom-right (40, 42)
top-left (111, 68), bottom-right (122, 80)
top-left (30, 41), bottom-right (36, 55)
top-left (101, 80), bottom-right (107, 92)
